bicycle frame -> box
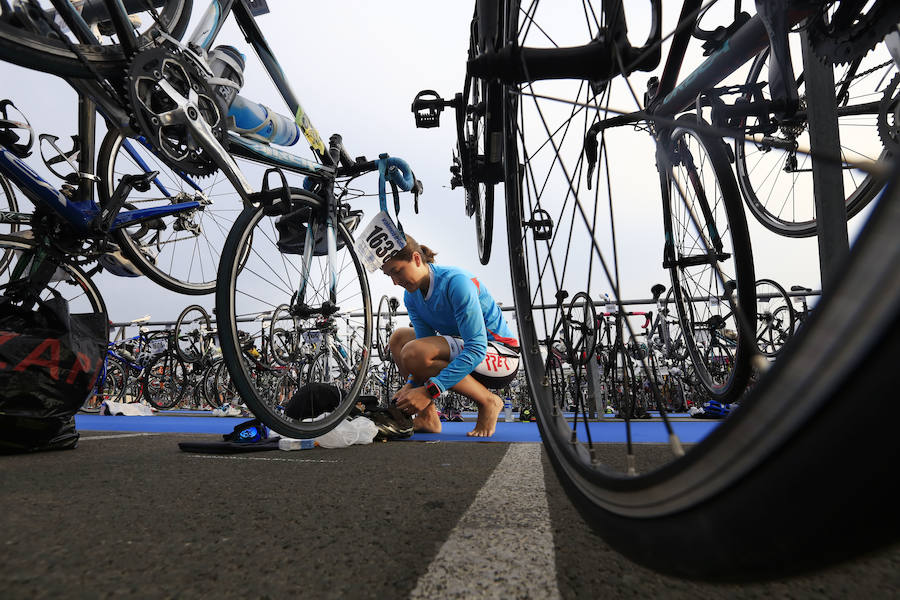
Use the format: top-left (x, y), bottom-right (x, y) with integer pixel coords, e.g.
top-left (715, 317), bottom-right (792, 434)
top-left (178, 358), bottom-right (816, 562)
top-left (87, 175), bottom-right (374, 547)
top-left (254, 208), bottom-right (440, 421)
top-left (0, 90), bottom-right (201, 235)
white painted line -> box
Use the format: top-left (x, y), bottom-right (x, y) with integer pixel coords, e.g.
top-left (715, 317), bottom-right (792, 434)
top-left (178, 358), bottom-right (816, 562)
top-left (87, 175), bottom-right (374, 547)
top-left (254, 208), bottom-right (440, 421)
top-left (79, 433), bottom-right (160, 441)
top-left (184, 454), bottom-right (338, 464)
top-left (410, 443), bottom-right (561, 599)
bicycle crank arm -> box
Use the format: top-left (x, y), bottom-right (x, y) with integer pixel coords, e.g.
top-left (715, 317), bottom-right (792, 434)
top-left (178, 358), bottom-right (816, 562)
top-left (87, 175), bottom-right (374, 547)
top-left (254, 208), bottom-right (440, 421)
top-left (154, 78), bottom-right (255, 203)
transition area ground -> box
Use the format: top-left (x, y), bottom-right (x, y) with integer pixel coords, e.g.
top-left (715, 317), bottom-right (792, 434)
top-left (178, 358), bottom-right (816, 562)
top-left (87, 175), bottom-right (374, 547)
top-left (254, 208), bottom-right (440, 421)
top-left (1, 428), bottom-right (898, 599)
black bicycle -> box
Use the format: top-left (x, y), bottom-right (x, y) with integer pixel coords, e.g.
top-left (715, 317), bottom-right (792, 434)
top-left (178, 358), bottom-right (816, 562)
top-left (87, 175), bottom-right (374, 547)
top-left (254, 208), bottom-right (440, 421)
top-left (416, 0), bottom-right (899, 581)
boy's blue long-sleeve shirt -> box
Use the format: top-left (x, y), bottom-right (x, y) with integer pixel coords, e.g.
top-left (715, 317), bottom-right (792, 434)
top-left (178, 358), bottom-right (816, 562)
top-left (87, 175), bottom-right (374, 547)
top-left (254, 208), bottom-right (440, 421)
top-left (403, 264), bottom-right (518, 393)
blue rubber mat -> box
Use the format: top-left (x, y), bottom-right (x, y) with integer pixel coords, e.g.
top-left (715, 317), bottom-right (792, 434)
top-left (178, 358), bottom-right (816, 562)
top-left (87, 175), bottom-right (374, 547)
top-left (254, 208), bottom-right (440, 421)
top-left (75, 414), bottom-right (720, 443)
top-left (408, 420), bottom-right (719, 443)
top-left (76, 414), bottom-right (246, 435)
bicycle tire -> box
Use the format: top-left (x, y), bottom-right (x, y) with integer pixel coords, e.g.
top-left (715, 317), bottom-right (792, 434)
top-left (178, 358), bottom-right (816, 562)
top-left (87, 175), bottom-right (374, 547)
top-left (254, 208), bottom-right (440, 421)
top-left (462, 7), bottom-right (500, 265)
top-left (173, 304), bottom-right (211, 364)
top-left (755, 278), bottom-right (795, 357)
top-left (85, 355), bottom-right (126, 411)
top-left (563, 291), bottom-right (598, 366)
top-left (735, 43), bottom-right (893, 237)
top-left (142, 350), bottom-right (187, 410)
top-left (536, 179), bottom-right (900, 580)
top-left (375, 294), bottom-right (392, 362)
top-left (97, 129), bottom-right (247, 295)
top-left (215, 189), bottom-right (373, 439)
top-left (665, 115), bottom-right (756, 403)
top-left (0, 232), bottom-right (108, 321)
top-left (268, 303), bottom-right (299, 366)
top-left (660, 286), bottom-right (690, 362)
top-left (0, 173), bottom-right (20, 273)
top-left (212, 356), bottom-right (237, 408)
top-left (0, 0), bottom-right (193, 79)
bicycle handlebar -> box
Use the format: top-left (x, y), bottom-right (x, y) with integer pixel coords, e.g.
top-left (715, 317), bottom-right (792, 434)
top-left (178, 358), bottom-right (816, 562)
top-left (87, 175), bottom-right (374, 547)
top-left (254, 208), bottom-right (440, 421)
top-left (383, 156), bottom-right (416, 192)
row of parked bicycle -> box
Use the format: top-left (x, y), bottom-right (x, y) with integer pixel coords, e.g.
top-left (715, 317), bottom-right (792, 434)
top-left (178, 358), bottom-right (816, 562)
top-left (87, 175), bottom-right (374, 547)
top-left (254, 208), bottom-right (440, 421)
top-left (86, 279), bottom-right (815, 419)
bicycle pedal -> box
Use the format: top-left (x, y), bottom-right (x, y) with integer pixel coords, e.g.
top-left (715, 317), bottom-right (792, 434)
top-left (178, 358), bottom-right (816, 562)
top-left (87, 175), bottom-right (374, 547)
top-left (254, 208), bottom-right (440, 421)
top-left (411, 90), bottom-right (446, 129)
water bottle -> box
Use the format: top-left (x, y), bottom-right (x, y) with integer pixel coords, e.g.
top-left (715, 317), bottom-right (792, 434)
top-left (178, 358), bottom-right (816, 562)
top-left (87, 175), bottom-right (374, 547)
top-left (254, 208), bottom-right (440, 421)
top-left (227, 95), bottom-right (302, 147)
top-left (504, 398), bottom-right (513, 422)
top-left (208, 45), bottom-right (246, 108)
top-left (278, 438), bottom-right (317, 451)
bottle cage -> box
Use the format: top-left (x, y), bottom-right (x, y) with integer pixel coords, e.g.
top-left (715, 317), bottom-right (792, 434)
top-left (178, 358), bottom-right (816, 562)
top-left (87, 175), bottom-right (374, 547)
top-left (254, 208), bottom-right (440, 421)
top-left (0, 99), bottom-right (34, 158)
top-left (39, 134), bottom-right (81, 182)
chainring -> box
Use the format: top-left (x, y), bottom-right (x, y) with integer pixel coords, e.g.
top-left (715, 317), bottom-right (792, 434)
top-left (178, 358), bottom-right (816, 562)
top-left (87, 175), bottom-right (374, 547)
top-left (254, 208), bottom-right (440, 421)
top-left (877, 72), bottom-right (900, 156)
top-left (807, 0), bottom-right (900, 65)
top-left (127, 46), bottom-right (228, 177)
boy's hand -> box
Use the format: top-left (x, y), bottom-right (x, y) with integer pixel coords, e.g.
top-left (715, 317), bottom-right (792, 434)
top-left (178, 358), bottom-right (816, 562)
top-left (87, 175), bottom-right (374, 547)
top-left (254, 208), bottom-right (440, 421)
top-left (393, 384), bottom-right (433, 415)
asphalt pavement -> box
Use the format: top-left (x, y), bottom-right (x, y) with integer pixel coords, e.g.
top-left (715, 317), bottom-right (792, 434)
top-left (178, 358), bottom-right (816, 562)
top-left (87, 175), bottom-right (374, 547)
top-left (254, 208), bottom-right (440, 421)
top-left (1, 433), bottom-right (898, 599)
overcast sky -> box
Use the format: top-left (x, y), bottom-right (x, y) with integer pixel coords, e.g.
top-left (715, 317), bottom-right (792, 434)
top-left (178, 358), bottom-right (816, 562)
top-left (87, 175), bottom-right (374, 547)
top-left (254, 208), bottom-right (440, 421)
top-left (0, 1), bottom-right (880, 330)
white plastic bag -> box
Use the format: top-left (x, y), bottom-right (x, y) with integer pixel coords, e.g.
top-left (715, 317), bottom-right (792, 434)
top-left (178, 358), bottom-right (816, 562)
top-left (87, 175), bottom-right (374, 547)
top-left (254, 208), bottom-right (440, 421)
top-left (314, 416), bottom-right (378, 448)
top-left (100, 400), bottom-right (156, 416)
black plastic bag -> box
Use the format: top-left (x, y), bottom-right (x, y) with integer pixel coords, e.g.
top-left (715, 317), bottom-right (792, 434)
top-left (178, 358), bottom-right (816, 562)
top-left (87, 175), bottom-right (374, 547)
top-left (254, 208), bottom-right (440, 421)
top-left (0, 295), bottom-right (107, 454)
top-left (284, 382), bottom-right (342, 419)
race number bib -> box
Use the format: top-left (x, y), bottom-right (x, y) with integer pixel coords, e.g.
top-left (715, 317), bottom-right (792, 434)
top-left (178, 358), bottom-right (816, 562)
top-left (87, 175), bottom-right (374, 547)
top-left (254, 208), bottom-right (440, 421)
top-left (354, 211), bottom-right (406, 272)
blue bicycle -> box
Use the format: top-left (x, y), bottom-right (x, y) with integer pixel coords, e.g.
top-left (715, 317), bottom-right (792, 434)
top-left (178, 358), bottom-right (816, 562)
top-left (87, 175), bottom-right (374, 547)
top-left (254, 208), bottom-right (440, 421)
top-left (1, 1), bottom-right (423, 441)
top-left (0, 96), bottom-right (206, 325)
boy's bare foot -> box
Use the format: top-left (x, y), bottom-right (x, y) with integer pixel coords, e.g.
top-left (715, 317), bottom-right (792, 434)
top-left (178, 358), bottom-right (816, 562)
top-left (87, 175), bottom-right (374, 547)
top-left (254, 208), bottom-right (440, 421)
top-left (413, 403), bottom-right (442, 433)
top-left (467, 394), bottom-right (504, 437)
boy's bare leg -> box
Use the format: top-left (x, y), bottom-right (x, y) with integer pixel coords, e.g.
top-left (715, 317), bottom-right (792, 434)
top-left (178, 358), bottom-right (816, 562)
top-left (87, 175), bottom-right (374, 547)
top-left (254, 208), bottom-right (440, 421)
top-left (449, 375), bottom-right (504, 437)
top-left (412, 402), bottom-right (442, 433)
top-left (398, 336), bottom-right (503, 437)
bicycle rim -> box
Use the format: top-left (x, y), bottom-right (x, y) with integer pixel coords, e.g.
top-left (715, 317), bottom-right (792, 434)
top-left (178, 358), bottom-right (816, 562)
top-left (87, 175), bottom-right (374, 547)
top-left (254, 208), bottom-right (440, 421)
top-left (0, 233), bottom-right (108, 320)
top-left (754, 278), bottom-right (795, 357)
top-left (735, 42), bottom-right (894, 237)
top-left (666, 117), bottom-right (755, 402)
top-left (98, 129), bottom-right (245, 295)
top-left (215, 193), bottom-right (373, 439)
top-left (0, 174), bottom-right (20, 272)
top-left (173, 304), bottom-right (211, 363)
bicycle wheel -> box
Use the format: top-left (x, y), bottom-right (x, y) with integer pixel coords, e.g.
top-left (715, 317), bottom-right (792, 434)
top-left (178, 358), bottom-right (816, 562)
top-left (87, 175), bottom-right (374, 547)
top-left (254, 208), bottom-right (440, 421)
top-left (212, 357), bottom-right (238, 408)
top-left (142, 351), bottom-right (187, 410)
top-left (0, 233), bottom-right (108, 320)
top-left (735, 41), bottom-right (894, 237)
top-left (97, 130), bottom-right (246, 295)
top-left (659, 286), bottom-right (690, 362)
top-left (755, 278), bottom-right (795, 357)
top-left (461, 6), bottom-right (501, 265)
top-left (0, 0), bottom-right (192, 79)
top-left (666, 115), bottom-right (756, 402)
top-left (563, 291), bottom-right (597, 366)
top-left (375, 294), bottom-right (393, 362)
top-left (173, 304), bottom-right (211, 363)
top-left (541, 170), bottom-right (900, 580)
top-left (215, 189), bottom-right (373, 439)
top-left (0, 173), bottom-right (20, 272)
top-left (501, 1), bottom-right (899, 579)
top-left (84, 355), bottom-right (127, 411)
top-left (268, 303), bottom-right (299, 366)
top-left (305, 349), bottom-right (351, 389)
